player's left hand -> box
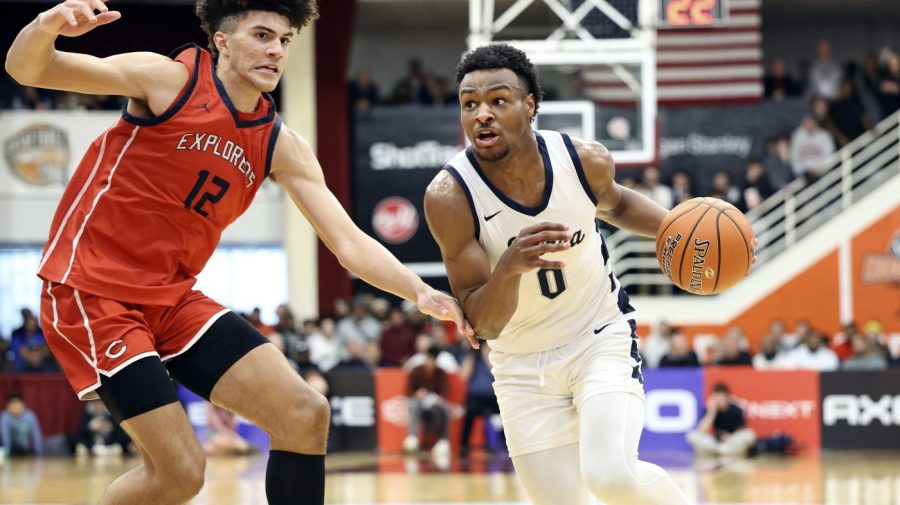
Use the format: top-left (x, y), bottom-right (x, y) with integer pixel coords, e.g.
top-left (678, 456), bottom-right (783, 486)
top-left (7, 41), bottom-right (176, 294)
top-left (416, 289), bottom-right (478, 349)
top-left (751, 238), bottom-right (760, 265)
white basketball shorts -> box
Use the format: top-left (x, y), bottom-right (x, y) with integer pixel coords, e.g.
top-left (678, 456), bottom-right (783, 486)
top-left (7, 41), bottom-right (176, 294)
top-left (489, 318), bottom-right (645, 457)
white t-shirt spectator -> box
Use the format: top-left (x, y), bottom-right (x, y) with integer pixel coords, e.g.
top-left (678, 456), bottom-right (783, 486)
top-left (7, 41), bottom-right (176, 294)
top-left (779, 345), bottom-right (839, 371)
top-left (790, 122), bottom-right (835, 177)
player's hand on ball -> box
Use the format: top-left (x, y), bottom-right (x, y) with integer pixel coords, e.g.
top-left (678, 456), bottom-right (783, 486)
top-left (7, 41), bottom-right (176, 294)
top-left (499, 222), bottom-right (571, 275)
top-left (38, 0), bottom-right (120, 37)
top-left (416, 289), bottom-right (478, 349)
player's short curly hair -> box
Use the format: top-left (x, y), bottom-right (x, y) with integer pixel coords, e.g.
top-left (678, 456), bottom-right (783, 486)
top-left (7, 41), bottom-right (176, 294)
top-left (455, 43), bottom-right (543, 118)
top-left (195, 0), bottom-right (319, 57)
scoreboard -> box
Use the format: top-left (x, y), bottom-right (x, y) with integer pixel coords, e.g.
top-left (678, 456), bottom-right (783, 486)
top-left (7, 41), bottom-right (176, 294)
top-left (660, 0), bottom-right (727, 27)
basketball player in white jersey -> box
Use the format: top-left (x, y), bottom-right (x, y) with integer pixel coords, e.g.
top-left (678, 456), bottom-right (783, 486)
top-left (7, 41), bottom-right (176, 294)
top-left (424, 44), bottom-right (692, 505)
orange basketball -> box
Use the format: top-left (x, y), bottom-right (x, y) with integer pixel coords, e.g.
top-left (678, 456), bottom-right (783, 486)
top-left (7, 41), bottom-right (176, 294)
top-left (655, 197), bottom-right (754, 295)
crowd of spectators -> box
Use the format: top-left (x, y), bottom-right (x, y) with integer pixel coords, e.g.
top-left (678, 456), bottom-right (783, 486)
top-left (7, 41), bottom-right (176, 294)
top-left (641, 318), bottom-right (899, 372)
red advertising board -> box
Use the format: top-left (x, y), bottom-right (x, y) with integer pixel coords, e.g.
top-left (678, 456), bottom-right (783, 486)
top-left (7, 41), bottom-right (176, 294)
top-left (375, 368), bottom-right (483, 453)
top-left (704, 367), bottom-right (820, 451)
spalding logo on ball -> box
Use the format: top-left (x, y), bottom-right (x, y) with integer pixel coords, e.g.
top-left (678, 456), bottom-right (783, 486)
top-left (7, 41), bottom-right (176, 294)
top-left (656, 197), bottom-right (754, 295)
top-left (372, 196), bottom-right (419, 245)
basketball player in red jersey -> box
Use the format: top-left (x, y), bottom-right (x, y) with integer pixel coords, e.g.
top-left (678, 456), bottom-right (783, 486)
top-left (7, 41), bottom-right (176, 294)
top-left (6, 1), bottom-right (474, 504)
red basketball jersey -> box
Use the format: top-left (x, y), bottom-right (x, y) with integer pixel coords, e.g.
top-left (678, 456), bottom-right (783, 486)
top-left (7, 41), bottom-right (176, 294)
top-left (38, 45), bottom-right (282, 305)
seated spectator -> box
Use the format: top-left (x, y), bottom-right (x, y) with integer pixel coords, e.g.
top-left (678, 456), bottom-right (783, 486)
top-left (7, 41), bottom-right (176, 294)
top-left (658, 332), bottom-right (700, 367)
top-left (458, 342), bottom-right (501, 457)
top-left (753, 332), bottom-right (784, 370)
top-left (403, 346), bottom-right (450, 456)
top-left (670, 169), bottom-right (694, 206)
top-left (72, 400), bottom-right (131, 457)
top-left (15, 339), bottom-right (58, 373)
top-left (712, 327), bottom-right (753, 366)
top-left (204, 404), bottom-right (251, 457)
top-left (379, 307), bottom-right (417, 367)
top-left (404, 334), bottom-right (459, 373)
top-left (1, 393), bottom-right (43, 457)
top-left (764, 58), bottom-right (799, 100)
top-left (828, 80), bottom-right (873, 147)
top-left (307, 318), bottom-right (341, 372)
top-left (842, 333), bottom-right (888, 371)
top-left (741, 158), bottom-right (775, 210)
top-left (782, 319), bottom-right (811, 352)
top-left (876, 51), bottom-right (900, 119)
top-left (364, 340), bottom-right (389, 368)
top-left (687, 383), bottom-right (756, 457)
top-left (830, 321), bottom-right (859, 361)
top-left (763, 135), bottom-right (793, 189)
top-left (275, 303), bottom-right (304, 357)
top-left (348, 68), bottom-right (380, 112)
top-left (637, 166), bottom-right (673, 210)
top-left (808, 39), bottom-right (842, 100)
top-left (779, 331), bottom-right (839, 371)
top-left (336, 301), bottom-right (382, 352)
top-left (10, 308), bottom-right (43, 370)
top-left (332, 338), bottom-right (369, 370)
top-left (709, 170), bottom-right (742, 210)
top-left (790, 115), bottom-right (835, 183)
top-left (641, 321), bottom-right (676, 368)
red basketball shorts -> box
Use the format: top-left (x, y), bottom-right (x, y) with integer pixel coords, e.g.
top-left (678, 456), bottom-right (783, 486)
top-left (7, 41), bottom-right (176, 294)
top-left (40, 280), bottom-right (228, 400)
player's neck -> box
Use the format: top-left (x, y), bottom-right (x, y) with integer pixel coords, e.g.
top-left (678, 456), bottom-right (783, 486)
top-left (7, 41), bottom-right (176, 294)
top-left (215, 62), bottom-right (262, 113)
top-left (480, 133), bottom-right (542, 179)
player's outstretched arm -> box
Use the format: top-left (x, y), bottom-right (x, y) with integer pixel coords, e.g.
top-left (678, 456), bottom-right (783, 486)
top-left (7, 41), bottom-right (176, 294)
top-left (424, 171), bottom-right (571, 340)
top-left (5, 0), bottom-right (186, 109)
top-left (270, 126), bottom-right (475, 346)
top-left (571, 137), bottom-right (668, 237)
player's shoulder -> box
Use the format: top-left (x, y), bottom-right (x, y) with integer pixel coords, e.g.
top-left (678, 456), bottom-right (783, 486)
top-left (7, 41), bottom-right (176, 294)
top-left (425, 166), bottom-right (465, 208)
top-left (567, 135), bottom-right (614, 169)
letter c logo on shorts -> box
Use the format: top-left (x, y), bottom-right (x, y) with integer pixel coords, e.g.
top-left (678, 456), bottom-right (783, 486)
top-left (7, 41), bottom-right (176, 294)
top-left (105, 340), bottom-right (127, 359)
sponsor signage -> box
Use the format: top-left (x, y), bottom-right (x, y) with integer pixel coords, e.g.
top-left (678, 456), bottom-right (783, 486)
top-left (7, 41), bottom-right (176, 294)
top-left (640, 368), bottom-right (704, 452)
top-left (328, 369), bottom-right (377, 451)
top-left (352, 107), bottom-right (462, 272)
top-left (658, 98), bottom-right (808, 193)
top-left (820, 371), bottom-right (900, 450)
top-left (705, 367), bottom-right (820, 451)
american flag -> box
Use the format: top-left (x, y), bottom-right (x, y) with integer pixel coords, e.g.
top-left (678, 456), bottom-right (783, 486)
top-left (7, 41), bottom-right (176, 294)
top-left (580, 0), bottom-right (763, 106)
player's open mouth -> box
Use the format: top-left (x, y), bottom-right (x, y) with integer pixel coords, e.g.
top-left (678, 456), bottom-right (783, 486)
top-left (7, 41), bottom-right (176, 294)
top-left (474, 130), bottom-right (499, 147)
top-left (255, 65), bottom-right (279, 74)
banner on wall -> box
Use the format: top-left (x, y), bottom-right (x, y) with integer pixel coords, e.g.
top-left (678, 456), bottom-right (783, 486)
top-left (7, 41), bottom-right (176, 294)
top-left (327, 368), bottom-right (377, 452)
top-left (852, 208), bottom-right (900, 331)
top-left (704, 367), bottom-right (820, 451)
top-left (640, 368), bottom-right (704, 453)
top-left (658, 98), bottom-right (808, 193)
top-left (352, 107), bottom-right (462, 289)
top-left (0, 110), bottom-right (284, 243)
top-left (0, 111), bottom-right (119, 195)
top-left (820, 371), bottom-right (900, 450)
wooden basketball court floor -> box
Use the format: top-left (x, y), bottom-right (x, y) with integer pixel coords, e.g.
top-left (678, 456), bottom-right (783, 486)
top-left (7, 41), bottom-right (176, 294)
top-left (1, 450), bottom-right (899, 504)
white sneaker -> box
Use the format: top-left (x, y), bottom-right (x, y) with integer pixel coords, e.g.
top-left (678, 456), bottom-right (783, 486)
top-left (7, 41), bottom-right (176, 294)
top-left (402, 435), bottom-right (420, 453)
top-left (431, 438), bottom-right (450, 457)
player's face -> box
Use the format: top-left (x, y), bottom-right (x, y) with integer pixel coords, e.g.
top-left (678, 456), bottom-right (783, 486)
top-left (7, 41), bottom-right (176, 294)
top-left (459, 69), bottom-right (536, 162)
top-left (224, 11), bottom-right (294, 92)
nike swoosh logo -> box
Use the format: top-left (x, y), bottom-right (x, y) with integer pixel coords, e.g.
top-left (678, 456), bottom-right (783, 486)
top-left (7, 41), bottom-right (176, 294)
top-left (484, 210), bottom-right (502, 221)
top-left (593, 323), bottom-right (613, 334)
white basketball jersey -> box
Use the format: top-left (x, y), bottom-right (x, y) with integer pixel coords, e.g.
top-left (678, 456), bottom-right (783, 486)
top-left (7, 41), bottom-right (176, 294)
top-left (445, 130), bottom-right (635, 354)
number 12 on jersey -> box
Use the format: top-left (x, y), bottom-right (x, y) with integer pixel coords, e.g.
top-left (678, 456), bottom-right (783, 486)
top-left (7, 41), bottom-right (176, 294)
top-left (184, 169), bottom-right (230, 217)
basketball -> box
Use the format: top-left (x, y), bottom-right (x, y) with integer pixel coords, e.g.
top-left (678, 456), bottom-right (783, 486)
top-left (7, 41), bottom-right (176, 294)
top-left (656, 197), bottom-right (754, 295)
